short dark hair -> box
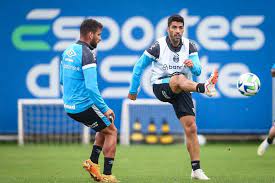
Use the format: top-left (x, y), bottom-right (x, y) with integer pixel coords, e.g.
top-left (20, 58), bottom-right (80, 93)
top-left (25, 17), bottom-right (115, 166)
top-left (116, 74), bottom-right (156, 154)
top-left (168, 15), bottom-right (184, 27)
top-left (80, 19), bottom-right (103, 36)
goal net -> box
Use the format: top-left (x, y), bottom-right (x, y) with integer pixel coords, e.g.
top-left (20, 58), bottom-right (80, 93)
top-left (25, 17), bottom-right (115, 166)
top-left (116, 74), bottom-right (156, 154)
top-left (120, 99), bottom-right (193, 145)
top-left (18, 99), bottom-right (90, 145)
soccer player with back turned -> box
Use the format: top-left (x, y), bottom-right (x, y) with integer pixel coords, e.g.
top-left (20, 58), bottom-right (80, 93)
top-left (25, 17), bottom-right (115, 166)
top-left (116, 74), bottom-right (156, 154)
top-left (60, 19), bottom-right (119, 183)
top-left (128, 15), bottom-right (219, 180)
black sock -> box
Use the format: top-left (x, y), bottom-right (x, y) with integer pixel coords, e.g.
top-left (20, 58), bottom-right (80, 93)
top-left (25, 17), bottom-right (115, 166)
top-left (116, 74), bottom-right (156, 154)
top-left (103, 157), bottom-right (114, 175)
top-left (267, 137), bottom-right (274, 144)
top-left (191, 160), bottom-right (200, 171)
top-left (90, 145), bottom-right (102, 164)
top-left (196, 83), bottom-right (205, 93)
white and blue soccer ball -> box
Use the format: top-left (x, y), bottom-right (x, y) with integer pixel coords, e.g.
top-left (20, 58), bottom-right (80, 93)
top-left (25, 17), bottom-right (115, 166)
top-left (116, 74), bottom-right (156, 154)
top-left (237, 73), bottom-right (261, 96)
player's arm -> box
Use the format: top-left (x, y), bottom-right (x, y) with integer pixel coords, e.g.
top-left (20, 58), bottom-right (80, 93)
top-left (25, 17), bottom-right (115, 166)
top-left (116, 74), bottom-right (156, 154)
top-left (82, 48), bottom-right (110, 114)
top-left (184, 41), bottom-right (201, 76)
top-left (128, 41), bottom-right (159, 100)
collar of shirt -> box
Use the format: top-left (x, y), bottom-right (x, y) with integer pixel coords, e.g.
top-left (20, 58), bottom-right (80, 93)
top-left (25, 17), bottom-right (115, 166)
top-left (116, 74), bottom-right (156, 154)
top-left (76, 40), bottom-right (94, 50)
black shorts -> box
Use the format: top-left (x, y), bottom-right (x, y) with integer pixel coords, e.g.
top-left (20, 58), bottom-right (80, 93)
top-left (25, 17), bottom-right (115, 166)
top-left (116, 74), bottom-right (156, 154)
top-left (67, 105), bottom-right (111, 132)
top-left (153, 83), bottom-right (195, 119)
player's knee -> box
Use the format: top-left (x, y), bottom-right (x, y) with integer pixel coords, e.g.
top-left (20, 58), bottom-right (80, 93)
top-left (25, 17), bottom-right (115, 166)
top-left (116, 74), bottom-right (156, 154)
top-left (189, 123), bottom-right (197, 134)
top-left (103, 124), bottom-right (117, 136)
top-left (178, 75), bottom-right (189, 88)
top-left (170, 75), bottom-right (187, 92)
top-left (107, 124), bottom-right (117, 136)
top-left (173, 75), bottom-right (187, 86)
top-left (185, 120), bottom-right (197, 135)
top-left (111, 126), bottom-right (118, 136)
top-left (172, 75), bottom-right (185, 84)
top-left (169, 75), bottom-right (178, 88)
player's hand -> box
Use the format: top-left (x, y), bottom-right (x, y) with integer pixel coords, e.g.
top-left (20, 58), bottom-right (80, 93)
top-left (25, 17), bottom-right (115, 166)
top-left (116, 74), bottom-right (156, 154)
top-left (128, 93), bottom-right (137, 100)
top-left (104, 109), bottom-right (115, 122)
top-left (184, 59), bottom-right (194, 68)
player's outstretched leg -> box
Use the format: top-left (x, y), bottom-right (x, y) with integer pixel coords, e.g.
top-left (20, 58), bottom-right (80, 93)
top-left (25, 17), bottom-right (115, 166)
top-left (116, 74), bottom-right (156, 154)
top-left (204, 69), bottom-right (219, 97)
top-left (191, 169), bottom-right (210, 180)
top-left (169, 69), bottom-right (219, 97)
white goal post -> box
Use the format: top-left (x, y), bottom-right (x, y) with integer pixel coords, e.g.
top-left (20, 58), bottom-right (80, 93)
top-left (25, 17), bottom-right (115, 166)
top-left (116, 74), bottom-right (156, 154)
top-left (18, 99), bottom-right (90, 145)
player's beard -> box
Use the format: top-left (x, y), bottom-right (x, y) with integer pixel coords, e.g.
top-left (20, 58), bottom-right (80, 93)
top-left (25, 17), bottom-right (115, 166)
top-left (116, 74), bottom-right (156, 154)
top-left (170, 34), bottom-right (181, 47)
top-left (89, 38), bottom-right (97, 48)
top-left (173, 33), bottom-right (181, 42)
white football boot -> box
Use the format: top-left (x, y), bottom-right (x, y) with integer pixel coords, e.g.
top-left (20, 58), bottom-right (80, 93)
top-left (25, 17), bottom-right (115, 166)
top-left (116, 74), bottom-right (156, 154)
top-left (257, 138), bottom-right (269, 156)
top-left (204, 69), bottom-right (219, 97)
top-left (191, 169), bottom-right (210, 180)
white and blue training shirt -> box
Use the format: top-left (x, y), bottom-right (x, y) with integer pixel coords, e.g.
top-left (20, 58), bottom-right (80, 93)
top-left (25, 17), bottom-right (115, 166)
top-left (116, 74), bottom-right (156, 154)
top-left (129, 36), bottom-right (202, 94)
top-left (60, 40), bottom-right (109, 114)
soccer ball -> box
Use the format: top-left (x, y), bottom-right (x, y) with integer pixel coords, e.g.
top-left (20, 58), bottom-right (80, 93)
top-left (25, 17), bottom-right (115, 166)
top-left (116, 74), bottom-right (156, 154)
top-left (237, 73), bottom-right (261, 96)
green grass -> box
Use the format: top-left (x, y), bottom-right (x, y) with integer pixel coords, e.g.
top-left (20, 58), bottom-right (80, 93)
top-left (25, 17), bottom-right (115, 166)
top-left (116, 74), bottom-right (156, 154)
top-left (0, 143), bottom-right (274, 183)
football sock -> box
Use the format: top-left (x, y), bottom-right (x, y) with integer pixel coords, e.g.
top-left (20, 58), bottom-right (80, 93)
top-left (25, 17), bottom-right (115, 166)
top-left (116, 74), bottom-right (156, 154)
top-left (191, 160), bottom-right (200, 171)
top-left (267, 137), bottom-right (274, 144)
top-left (90, 145), bottom-right (102, 164)
top-left (196, 83), bottom-right (205, 93)
top-left (103, 157), bottom-right (114, 175)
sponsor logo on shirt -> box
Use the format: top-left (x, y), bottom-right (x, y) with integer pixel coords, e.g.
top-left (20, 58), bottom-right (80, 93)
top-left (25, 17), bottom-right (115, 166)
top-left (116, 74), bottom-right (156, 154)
top-left (65, 58), bottom-right (74, 62)
top-left (63, 64), bottom-right (81, 71)
top-left (162, 64), bottom-right (183, 71)
top-left (64, 104), bottom-right (76, 110)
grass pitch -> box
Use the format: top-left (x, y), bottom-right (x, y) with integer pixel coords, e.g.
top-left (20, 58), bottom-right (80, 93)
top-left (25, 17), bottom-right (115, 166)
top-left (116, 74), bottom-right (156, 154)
top-left (0, 143), bottom-right (274, 183)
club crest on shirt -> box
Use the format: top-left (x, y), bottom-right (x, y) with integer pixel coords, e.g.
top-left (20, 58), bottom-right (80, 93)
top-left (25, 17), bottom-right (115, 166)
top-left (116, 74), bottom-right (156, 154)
top-left (173, 53), bottom-right (179, 63)
top-left (66, 48), bottom-right (76, 57)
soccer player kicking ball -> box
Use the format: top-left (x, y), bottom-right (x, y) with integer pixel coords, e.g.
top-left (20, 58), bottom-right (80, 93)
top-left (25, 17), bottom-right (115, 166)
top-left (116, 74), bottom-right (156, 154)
top-left (128, 14), bottom-right (218, 180)
top-left (257, 63), bottom-right (275, 156)
top-left (60, 19), bottom-right (119, 183)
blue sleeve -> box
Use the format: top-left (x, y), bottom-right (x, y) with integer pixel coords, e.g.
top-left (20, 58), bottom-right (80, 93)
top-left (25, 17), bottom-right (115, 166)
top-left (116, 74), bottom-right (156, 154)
top-left (272, 64), bottom-right (275, 69)
top-left (188, 40), bottom-right (201, 76)
top-left (129, 53), bottom-right (154, 94)
top-left (189, 54), bottom-right (201, 76)
top-left (83, 67), bottom-right (109, 113)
